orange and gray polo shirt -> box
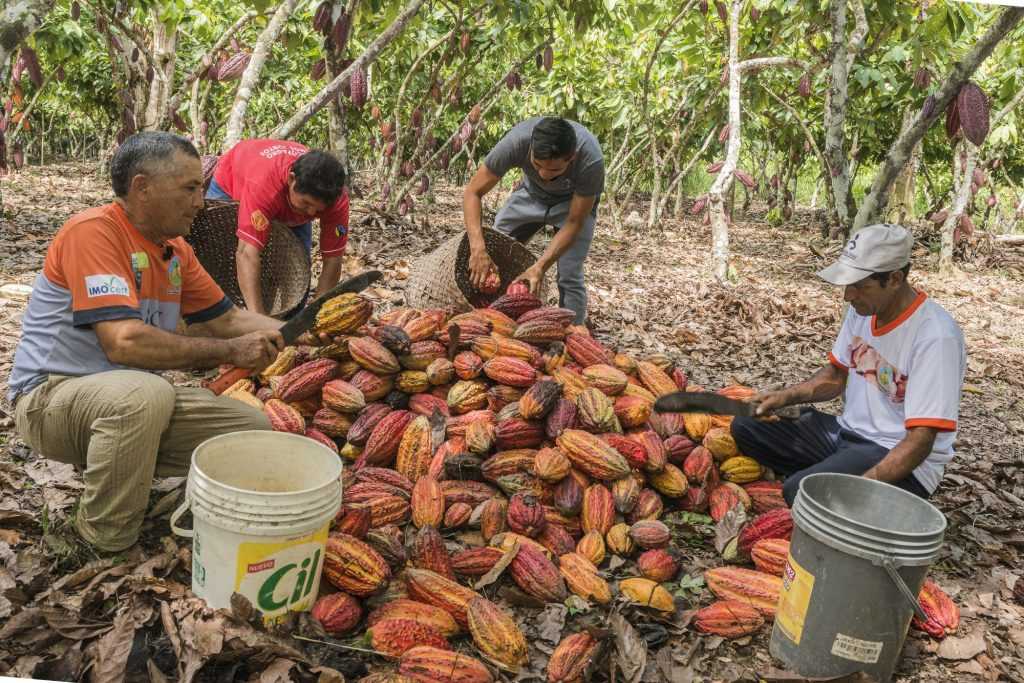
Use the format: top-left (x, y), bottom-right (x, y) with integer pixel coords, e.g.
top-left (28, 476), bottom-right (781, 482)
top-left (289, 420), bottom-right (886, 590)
top-left (8, 203), bottom-right (232, 402)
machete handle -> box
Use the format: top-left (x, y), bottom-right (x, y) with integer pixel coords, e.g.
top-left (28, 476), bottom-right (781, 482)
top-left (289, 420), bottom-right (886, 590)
top-left (207, 365), bottom-right (251, 396)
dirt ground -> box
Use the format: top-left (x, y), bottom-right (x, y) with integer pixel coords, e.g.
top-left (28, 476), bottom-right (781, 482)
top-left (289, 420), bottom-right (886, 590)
top-left (0, 162), bottom-right (1022, 682)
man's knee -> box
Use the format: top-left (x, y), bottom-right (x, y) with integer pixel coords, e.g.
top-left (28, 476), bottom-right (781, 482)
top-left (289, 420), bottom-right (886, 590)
top-left (730, 416), bottom-right (762, 451)
top-left (215, 395), bottom-right (272, 432)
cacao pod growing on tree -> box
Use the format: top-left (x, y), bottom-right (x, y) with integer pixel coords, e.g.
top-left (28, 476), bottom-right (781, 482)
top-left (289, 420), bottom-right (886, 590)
top-left (350, 65), bottom-right (368, 108)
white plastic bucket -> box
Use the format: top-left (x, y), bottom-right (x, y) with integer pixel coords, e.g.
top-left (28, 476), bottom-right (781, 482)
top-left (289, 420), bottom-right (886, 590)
top-left (170, 430), bottom-right (342, 624)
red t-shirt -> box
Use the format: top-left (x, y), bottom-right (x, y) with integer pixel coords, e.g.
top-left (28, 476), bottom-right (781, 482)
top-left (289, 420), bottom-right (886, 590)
top-left (213, 139), bottom-right (349, 257)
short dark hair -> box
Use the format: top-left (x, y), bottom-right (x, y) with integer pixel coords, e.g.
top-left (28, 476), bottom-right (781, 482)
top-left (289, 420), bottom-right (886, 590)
top-left (291, 150), bottom-right (346, 203)
top-left (870, 263), bottom-right (911, 287)
top-left (110, 131), bottom-right (199, 197)
top-left (531, 117), bottom-right (577, 160)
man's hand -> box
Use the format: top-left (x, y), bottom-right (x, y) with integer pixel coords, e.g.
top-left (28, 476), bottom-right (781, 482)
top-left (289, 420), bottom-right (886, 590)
top-left (751, 388), bottom-right (792, 416)
top-left (229, 329), bottom-right (286, 370)
top-left (518, 263), bottom-right (545, 295)
top-left (469, 247), bottom-right (497, 290)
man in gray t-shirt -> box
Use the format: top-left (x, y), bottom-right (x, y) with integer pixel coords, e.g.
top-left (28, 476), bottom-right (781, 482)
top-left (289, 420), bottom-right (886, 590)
top-left (463, 116), bottom-right (604, 324)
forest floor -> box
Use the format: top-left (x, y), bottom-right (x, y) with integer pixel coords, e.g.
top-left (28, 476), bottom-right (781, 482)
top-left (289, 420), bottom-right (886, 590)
top-left (0, 162), bottom-right (1023, 683)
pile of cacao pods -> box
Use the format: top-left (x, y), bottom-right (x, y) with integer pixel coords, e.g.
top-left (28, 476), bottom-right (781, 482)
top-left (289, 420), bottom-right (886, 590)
top-left (218, 282), bottom-right (959, 681)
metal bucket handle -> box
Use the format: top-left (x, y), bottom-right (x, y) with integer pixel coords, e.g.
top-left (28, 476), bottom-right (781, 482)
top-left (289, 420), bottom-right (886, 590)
top-left (880, 557), bottom-right (928, 621)
top-left (169, 497), bottom-right (194, 538)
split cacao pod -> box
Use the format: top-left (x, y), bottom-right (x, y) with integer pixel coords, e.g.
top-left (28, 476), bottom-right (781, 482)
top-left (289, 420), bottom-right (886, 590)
top-left (619, 577), bottom-right (675, 612)
top-left (911, 579), bottom-right (960, 639)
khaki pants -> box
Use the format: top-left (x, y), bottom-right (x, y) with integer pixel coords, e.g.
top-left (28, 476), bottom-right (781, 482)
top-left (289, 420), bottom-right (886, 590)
top-left (14, 370), bottom-right (271, 551)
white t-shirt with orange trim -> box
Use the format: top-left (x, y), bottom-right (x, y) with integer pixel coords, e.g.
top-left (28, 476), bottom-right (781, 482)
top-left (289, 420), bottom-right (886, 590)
top-left (828, 291), bottom-right (965, 493)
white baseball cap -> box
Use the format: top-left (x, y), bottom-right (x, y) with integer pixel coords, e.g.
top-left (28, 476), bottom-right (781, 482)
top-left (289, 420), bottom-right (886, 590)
top-left (817, 224), bottom-right (914, 286)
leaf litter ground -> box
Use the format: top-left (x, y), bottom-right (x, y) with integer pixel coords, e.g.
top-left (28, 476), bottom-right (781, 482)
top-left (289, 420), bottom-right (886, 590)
top-left (1, 163), bottom-right (1022, 682)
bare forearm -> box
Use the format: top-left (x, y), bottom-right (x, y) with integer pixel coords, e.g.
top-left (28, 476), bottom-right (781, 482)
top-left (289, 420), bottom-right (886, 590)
top-left (236, 244), bottom-right (265, 315)
top-left (315, 256), bottom-right (343, 298)
top-left (463, 188), bottom-right (486, 249)
top-left (105, 324), bottom-right (233, 369)
top-left (864, 428), bottom-right (936, 483)
top-left (538, 221), bottom-right (583, 271)
top-left (781, 365), bottom-right (847, 405)
top-left (188, 306), bottom-right (282, 339)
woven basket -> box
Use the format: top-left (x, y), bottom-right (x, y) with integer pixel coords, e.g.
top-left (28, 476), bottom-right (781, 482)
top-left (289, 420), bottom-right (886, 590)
top-left (186, 200), bottom-right (310, 317)
top-left (406, 229), bottom-right (550, 312)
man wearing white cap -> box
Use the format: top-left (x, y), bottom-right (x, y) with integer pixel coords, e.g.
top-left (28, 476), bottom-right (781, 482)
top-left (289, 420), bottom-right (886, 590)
top-left (731, 224), bottom-right (966, 506)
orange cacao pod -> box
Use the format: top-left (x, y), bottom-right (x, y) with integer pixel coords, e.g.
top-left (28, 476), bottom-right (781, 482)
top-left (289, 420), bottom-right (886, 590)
top-left (399, 645), bottom-right (494, 683)
top-left (509, 543), bottom-right (567, 602)
top-left (311, 591), bottom-right (362, 635)
top-left (475, 308), bottom-right (517, 337)
top-left (911, 579), bottom-right (960, 639)
top-left (441, 480), bottom-right (499, 508)
top-left (426, 357), bottom-right (456, 385)
top-left (312, 407), bottom-right (353, 439)
top-left (581, 483), bottom-right (615, 535)
top-left (709, 482), bottom-right (752, 522)
top-left (683, 446), bottom-right (715, 484)
top-left (480, 449), bottom-right (536, 482)
top-left (683, 412), bottom-right (712, 441)
top-left (335, 506), bottom-right (372, 538)
top-left (613, 395), bottom-right (651, 428)
top-left (605, 523), bottom-right (635, 556)
top-left (467, 597), bottom-right (528, 672)
top-left (694, 600), bottom-right (765, 638)
top-left (634, 360), bottom-right (676, 398)
top-left (547, 632), bottom-right (599, 683)
top-left (448, 381), bottom-right (489, 414)
top-left (576, 530), bottom-right (606, 566)
top-left (627, 489), bottom-right (663, 523)
top-left (350, 369), bottom-right (394, 401)
top-left (411, 476), bottom-right (445, 528)
top-left (647, 463), bottom-right (688, 498)
top-left (750, 538), bottom-right (790, 577)
top-left (451, 546), bottom-right (505, 577)
top-left (558, 551), bottom-right (611, 604)
top-left (454, 351), bottom-right (484, 380)
top-left (367, 598), bottom-right (459, 637)
top-left (357, 409), bottom-right (414, 469)
top-left (704, 426), bottom-right (741, 461)
top-left (322, 378), bottom-right (366, 413)
top-left (403, 314), bottom-right (440, 343)
top-left (537, 522), bottom-right (577, 556)
top-left (629, 519), bottom-right (670, 549)
top-left (259, 346), bottom-right (299, 383)
top-left (533, 447), bottom-right (571, 483)
top-left (365, 495), bottom-right (411, 528)
top-left (556, 430), bottom-right (630, 481)
top-left (483, 356), bottom-right (537, 387)
top-left (355, 466), bottom-right (413, 493)
top-left (637, 548), bottom-right (679, 582)
top-left (445, 409), bottom-right (495, 438)
top-left (582, 364), bottom-right (628, 396)
top-left (479, 498), bottom-right (508, 542)
top-left (611, 475), bottom-right (641, 515)
top-left (264, 398), bottom-right (305, 434)
top-left (743, 480), bottom-right (786, 513)
top-left (349, 336), bottom-right (401, 375)
top-left (507, 492), bottom-right (547, 537)
top-left (400, 341), bottom-right (447, 371)
top-left (518, 379), bottom-right (562, 420)
top-left (397, 415), bottom-right (435, 482)
top-left (628, 429), bottom-right (666, 473)
top-left (444, 501), bottom-right (473, 529)
top-left (323, 532), bottom-right (391, 596)
top-left (369, 618), bottom-right (449, 657)
top-left (404, 567), bottom-right (481, 628)
top-left (315, 293), bottom-right (372, 335)
top-left (619, 577), bottom-right (675, 612)
top-left (565, 333), bottom-right (613, 367)
top-left (704, 566), bottom-right (782, 616)
top-left (737, 508), bottom-right (793, 556)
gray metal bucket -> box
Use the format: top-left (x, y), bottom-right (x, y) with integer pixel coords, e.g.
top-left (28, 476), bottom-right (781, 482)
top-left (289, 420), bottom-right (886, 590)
top-left (770, 473), bottom-right (946, 682)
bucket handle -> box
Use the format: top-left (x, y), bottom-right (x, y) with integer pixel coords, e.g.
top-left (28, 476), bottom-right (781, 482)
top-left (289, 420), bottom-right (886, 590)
top-left (169, 498), bottom-right (193, 538)
top-left (881, 557), bottom-right (928, 622)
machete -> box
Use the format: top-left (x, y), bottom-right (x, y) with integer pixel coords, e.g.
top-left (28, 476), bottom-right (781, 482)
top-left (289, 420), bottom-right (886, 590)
top-left (208, 270), bottom-right (383, 395)
top-left (653, 391), bottom-right (802, 420)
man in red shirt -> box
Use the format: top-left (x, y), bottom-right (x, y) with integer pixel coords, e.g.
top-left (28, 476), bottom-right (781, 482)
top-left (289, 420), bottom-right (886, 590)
top-left (207, 139), bottom-right (350, 315)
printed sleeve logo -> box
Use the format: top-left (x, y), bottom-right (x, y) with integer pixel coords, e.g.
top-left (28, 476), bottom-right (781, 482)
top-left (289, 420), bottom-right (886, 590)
top-left (251, 210), bottom-right (270, 232)
top-left (335, 225), bottom-right (347, 238)
top-left (85, 274), bottom-right (131, 298)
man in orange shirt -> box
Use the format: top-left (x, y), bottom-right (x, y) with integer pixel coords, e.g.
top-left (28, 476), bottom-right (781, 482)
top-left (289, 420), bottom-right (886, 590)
top-left (206, 139), bottom-right (350, 315)
top-left (9, 132), bottom-right (288, 552)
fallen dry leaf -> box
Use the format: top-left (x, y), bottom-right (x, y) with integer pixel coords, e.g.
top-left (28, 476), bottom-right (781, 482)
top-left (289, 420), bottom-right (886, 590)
top-left (937, 631), bottom-right (988, 660)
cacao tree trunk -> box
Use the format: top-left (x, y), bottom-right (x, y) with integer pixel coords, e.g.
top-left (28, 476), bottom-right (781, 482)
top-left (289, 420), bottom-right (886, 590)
top-left (272, 0), bottom-right (429, 140)
top-left (224, 0), bottom-right (300, 148)
top-left (0, 0), bottom-right (55, 83)
top-left (888, 109), bottom-right (920, 224)
top-left (143, 10), bottom-right (177, 131)
top-left (707, 0), bottom-right (742, 282)
top-left (161, 10), bottom-right (258, 128)
top-left (852, 6), bottom-right (1024, 233)
top-left (939, 141), bottom-right (977, 275)
top-left (824, 0), bottom-right (852, 232)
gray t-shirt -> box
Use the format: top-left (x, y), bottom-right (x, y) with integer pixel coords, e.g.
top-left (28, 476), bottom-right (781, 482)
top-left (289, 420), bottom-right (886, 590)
top-left (484, 117), bottom-right (604, 205)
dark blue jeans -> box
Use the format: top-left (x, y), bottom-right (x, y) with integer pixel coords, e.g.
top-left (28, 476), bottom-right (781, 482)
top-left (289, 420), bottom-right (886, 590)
top-left (730, 409), bottom-right (930, 507)
top-left (205, 178), bottom-right (311, 317)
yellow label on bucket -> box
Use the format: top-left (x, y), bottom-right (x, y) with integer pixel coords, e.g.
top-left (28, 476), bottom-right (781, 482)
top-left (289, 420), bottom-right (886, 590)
top-left (234, 525), bottom-right (329, 624)
top-left (776, 552), bottom-right (815, 645)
